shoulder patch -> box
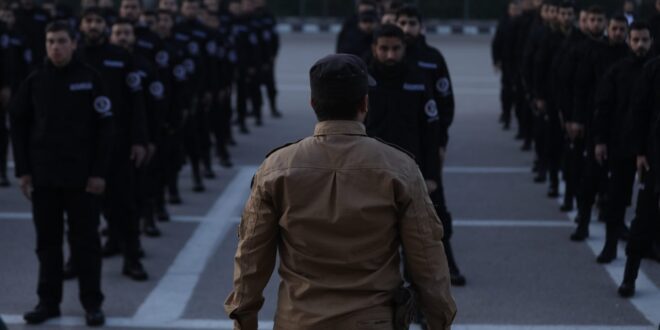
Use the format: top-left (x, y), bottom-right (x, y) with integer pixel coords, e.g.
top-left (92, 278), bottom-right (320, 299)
top-left (372, 137), bottom-right (415, 160)
top-left (265, 139), bottom-right (304, 158)
top-left (436, 77), bottom-right (451, 95)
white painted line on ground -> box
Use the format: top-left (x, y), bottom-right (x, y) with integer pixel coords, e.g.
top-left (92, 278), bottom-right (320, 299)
top-left (556, 184), bottom-right (660, 326)
top-left (444, 166), bottom-right (529, 174)
top-left (1, 315), bottom-right (653, 330)
top-left (0, 212), bottom-right (214, 224)
top-left (133, 166), bottom-right (257, 323)
top-left (454, 219), bottom-right (573, 228)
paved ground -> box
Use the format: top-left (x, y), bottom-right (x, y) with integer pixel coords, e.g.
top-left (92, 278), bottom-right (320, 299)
top-left (1, 34), bottom-right (660, 330)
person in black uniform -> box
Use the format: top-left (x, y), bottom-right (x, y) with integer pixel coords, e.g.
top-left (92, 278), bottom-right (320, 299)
top-left (336, 0), bottom-right (378, 55)
top-left (0, 6), bottom-right (34, 187)
top-left (620, 34), bottom-right (660, 298)
top-left (510, 0), bottom-right (541, 151)
top-left (525, 0), bottom-right (559, 187)
top-left (78, 7), bottom-right (150, 281)
top-left (570, 13), bottom-right (629, 242)
top-left (365, 24), bottom-right (442, 330)
top-left (254, 0), bottom-right (282, 118)
top-left (110, 18), bottom-right (167, 238)
top-left (553, 7), bottom-right (589, 212)
top-left (395, 6), bottom-right (464, 287)
top-left (337, 9), bottom-right (378, 61)
top-left (14, 0), bottom-right (50, 68)
top-left (11, 21), bottom-right (112, 327)
top-left (153, 9), bottom-right (188, 219)
top-left (592, 22), bottom-right (653, 264)
top-left (492, 0), bottom-right (521, 130)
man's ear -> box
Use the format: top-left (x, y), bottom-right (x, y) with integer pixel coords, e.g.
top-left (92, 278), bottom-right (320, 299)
top-left (310, 98), bottom-right (316, 110)
top-left (359, 94), bottom-right (368, 114)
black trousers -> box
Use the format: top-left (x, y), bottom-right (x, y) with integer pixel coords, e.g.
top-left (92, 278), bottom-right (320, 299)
top-left (514, 76), bottom-right (532, 143)
top-left (103, 158), bottom-right (141, 261)
top-left (499, 68), bottom-right (515, 124)
top-left (237, 71), bottom-right (263, 125)
top-left (32, 186), bottom-right (103, 310)
top-left (627, 170), bottom-right (660, 259)
top-left (183, 99), bottom-right (203, 183)
top-left (562, 136), bottom-right (584, 205)
top-left (576, 140), bottom-right (609, 219)
top-left (602, 156), bottom-right (636, 226)
top-left (262, 61), bottom-right (278, 113)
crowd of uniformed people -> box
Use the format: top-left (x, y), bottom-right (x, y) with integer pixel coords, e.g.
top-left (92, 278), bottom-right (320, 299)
top-left (0, 0), bottom-right (280, 325)
top-left (492, 0), bottom-right (660, 300)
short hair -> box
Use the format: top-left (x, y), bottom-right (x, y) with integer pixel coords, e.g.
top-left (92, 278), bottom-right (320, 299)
top-left (121, 0), bottom-right (143, 6)
top-left (312, 98), bottom-right (364, 121)
top-left (157, 8), bottom-right (175, 19)
top-left (610, 14), bottom-right (628, 25)
top-left (142, 9), bottom-right (156, 16)
top-left (629, 21), bottom-right (650, 33)
top-left (181, 0), bottom-right (199, 5)
top-left (559, 1), bottom-right (574, 10)
top-left (388, 1), bottom-right (404, 11)
top-left (45, 20), bottom-right (76, 39)
top-left (82, 6), bottom-right (106, 20)
top-left (396, 5), bottom-right (422, 23)
top-left (586, 5), bottom-right (605, 16)
top-left (372, 24), bottom-right (405, 44)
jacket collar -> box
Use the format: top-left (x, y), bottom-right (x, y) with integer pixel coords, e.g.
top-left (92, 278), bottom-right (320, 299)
top-left (313, 120), bottom-right (367, 137)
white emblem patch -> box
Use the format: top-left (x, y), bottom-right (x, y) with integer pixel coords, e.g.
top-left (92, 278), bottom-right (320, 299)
top-left (155, 51), bottom-right (169, 67)
top-left (425, 100), bottom-right (439, 120)
top-left (249, 33), bottom-right (258, 45)
top-left (436, 78), bottom-right (451, 95)
top-left (206, 41), bottom-right (217, 54)
top-left (0, 35), bottom-right (9, 48)
top-left (149, 81), bottom-right (165, 99)
top-left (173, 65), bottom-right (186, 80)
top-left (94, 96), bottom-right (112, 117)
top-left (228, 50), bottom-right (237, 63)
top-left (183, 59), bottom-right (195, 73)
top-left (23, 49), bottom-right (32, 63)
top-left (126, 72), bottom-right (142, 90)
top-left (70, 82), bottom-right (93, 91)
top-left (188, 41), bottom-right (199, 55)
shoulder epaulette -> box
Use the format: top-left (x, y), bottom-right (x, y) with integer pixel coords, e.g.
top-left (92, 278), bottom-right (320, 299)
top-left (265, 139), bottom-right (304, 158)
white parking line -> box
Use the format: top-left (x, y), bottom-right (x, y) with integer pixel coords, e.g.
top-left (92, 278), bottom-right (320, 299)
top-left (556, 184), bottom-right (660, 326)
top-left (1, 314), bottom-right (653, 330)
top-left (133, 166), bottom-right (257, 323)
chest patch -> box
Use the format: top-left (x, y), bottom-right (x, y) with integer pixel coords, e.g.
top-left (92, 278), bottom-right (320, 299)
top-left (436, 78), bottom-right (451, 95)
top-left (155, 50), bottom-right (169, 67)
top-left (149, 81), bottom-right (165, 99)
top-left (425, 100), bottom-right (439, 120)
top-left (403, 83), bottom-right (425, 92)
top-left (418, 61), bottom-right (438, 70)
top-left (103, 60), bottom-right (125, 68)
top-left (126, 72), bottom-right (142, 90)
top-left (70, 82), bottom-right (93, 91)
top-left (94, 96), bottom-right (113, 117)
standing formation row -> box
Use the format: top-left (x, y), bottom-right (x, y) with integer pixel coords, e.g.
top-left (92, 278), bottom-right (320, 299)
top-left (492, 0), bottom-right (660, 299)
top-left (3, 0), bottom-right (281, 326)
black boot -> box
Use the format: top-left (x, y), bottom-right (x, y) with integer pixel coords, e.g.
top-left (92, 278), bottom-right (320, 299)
top-left (560, 194), bottom-right (574, 212)
top-left (618, 257), bottom-right (641, 298)
top-left (597, 223), bottom-right (619, 263)
top-left (570, 213), bottom-right (590, 241)
top-left (23, 305), bottom-right (60, 324)
top-left (521, 140), bottom-right (532, 151)
top-left (619, 224), bottom-right (630, 241)
top-left (143, 216), bottom-right (162, 238)
top-left (155, 201), bottom-right (170, 222)
top-left (443, 240), bottom-right (466, 286)
top-left (547, 184), bottom-right (559, 198)
top-left (123, 259), bottom-right (148, 281)
top-left (0, 174), bottom-right (9, 187)
top-left (85, 308), bottom-right (105, 327)
top-left (102, 240), bottom-right (121, 258)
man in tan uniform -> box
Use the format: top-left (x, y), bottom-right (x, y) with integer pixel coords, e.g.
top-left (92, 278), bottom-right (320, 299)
top-left (224, 54), bottom-right (456, 330)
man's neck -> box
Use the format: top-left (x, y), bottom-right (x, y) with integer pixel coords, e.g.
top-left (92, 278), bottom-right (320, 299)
top-left (85, 36), bottom-right (106, 46)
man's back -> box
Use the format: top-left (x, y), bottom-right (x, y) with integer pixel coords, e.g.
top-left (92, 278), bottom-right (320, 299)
top-left (226, 121), bottom-right (456, 330)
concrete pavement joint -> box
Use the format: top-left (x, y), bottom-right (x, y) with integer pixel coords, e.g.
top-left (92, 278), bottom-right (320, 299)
top-left (132, 166), bottom-right (257, 323)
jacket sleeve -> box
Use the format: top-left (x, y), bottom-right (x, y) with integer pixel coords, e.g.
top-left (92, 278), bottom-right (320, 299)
top-left (224, 168), bottom-right (278, 330)
top-left (398, 166), bottom-right (456, 329)
top-left (491, 18), bottom-right (506, 65)
top-left (419, 94), bottom-right (441, 183)
top-left (631, 64), bottom-right (654, 157)
top-left (90, 75), bottom-right (115, 178)
top-left (532, 33), bottom-right (550, 100)
top-left (126, 59), bottom-right (149, 146)
top-left (592, 66), bottom-right (617, 146)
top-left (572, 50), bottom-right (594, 124)
top-left (8, 76), bottom-right (33, 178)
top-left (433, 51), bottom-right (454, 147)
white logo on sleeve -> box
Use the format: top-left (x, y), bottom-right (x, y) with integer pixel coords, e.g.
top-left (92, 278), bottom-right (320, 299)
top-left (206, 40), bottom-right (217, 54)
top-left (436, 77), bottom-right (451, 96)
top-left (149, 81), bottom-right (165, 99)
top-left (94, 96), bottom-right (113, 117)
top-left (173, 65), bottom-right (186, 80)
top-left (126, 72), bottom-right (142, 90)
top-left (183, 59), bottom-right (195, 73)
top-left (155, 51), bottom-right (170, 67)
top-left (188, 41), bottom-right (199, 55)
top-left (425, 100), bottom-right (439, 120)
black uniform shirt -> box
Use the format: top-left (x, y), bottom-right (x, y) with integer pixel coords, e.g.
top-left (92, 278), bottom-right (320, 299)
top-left (366, 61), bottom-right (440, 182)
top-left (9, 57), bottom-right (115, 188)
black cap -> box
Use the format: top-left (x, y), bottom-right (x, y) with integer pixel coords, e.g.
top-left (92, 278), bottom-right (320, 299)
top-left (309, 54), bottom-right (371, 102)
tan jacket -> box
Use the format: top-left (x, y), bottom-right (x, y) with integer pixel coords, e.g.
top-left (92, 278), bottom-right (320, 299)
top-left (224, 120), bottom-right (456, 330)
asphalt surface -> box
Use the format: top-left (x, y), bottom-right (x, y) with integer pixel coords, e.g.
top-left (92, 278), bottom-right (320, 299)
top-left (1, 34), bottom-right (660, 330)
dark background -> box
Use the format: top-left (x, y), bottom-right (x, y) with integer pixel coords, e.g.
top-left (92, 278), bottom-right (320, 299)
top-left (264, 0), bottom-right (658, 20)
